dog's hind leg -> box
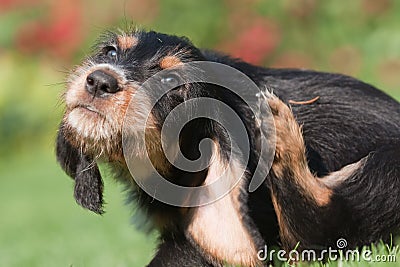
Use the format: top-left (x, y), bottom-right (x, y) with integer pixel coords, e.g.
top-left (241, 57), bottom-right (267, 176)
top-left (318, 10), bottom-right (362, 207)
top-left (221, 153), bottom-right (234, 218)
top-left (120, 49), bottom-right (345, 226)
top-left (266, 96), bottom-right (400, 252)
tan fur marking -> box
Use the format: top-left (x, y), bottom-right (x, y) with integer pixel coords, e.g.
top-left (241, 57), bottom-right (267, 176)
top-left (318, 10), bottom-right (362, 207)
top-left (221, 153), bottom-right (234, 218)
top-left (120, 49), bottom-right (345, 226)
top-left (268, 97), bottom-right (332, 206)
top-left (322, 159), bottom-right (365, 188)
top-left (117, 35), bottom-right (138, 50)
top-left (188, 153), bottom-right (260, 267)
top-left (145, 129), bottom-right (171, 176)
top-left (160, 56), bottom-right (182, 69)
top-left (271, 194), bottom-right (297, 250)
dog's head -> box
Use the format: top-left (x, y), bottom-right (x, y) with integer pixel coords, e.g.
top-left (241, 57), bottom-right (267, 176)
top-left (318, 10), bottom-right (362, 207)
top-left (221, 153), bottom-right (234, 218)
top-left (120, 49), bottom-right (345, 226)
top-left (61, 31), bottom-right (208, 159)
top-left (56, 30), bottom-right (218, 213)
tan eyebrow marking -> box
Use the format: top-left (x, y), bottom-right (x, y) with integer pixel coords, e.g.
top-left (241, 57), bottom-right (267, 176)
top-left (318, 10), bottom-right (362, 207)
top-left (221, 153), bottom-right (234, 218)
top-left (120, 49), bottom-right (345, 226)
top-left (160, 56), bottom-right (183, 69)
top-left (117, 35), bottom-right (138, 50)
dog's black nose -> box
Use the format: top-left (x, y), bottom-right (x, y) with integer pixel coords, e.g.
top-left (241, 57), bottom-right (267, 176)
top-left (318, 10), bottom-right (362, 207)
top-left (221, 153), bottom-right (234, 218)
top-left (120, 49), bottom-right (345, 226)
top-left (86, 70), bottom-right (119, 96)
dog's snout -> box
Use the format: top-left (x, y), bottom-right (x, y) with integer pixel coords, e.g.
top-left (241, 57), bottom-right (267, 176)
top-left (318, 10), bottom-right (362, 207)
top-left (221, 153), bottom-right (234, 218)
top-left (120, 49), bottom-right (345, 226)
top-left (86, 70), bottom-right (119, 96)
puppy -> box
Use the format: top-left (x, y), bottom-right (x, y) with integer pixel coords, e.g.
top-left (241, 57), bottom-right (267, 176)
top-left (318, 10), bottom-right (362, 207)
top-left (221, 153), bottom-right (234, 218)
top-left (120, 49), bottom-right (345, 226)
top-left (56, 29), bottom-right (400, 266)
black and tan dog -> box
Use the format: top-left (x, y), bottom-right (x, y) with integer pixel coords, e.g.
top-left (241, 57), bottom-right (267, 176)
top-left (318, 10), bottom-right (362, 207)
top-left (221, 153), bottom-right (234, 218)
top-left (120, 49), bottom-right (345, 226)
top-left (56, 29), bottom-right (400, 266)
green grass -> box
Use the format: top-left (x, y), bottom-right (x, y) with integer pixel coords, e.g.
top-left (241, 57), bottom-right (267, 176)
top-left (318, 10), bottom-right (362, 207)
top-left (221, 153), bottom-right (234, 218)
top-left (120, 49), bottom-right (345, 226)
top-left (276, 242), bottom-right (400, 267)
top-left (0, 148), bottom-right (155, 267)
top-left (1, 147), bottom-right (400, 267)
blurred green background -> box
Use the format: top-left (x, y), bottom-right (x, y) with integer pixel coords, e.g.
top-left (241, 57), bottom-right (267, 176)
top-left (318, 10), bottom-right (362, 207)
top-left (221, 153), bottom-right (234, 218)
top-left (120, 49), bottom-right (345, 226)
top-left (1, 0), bottom-right (400, 266)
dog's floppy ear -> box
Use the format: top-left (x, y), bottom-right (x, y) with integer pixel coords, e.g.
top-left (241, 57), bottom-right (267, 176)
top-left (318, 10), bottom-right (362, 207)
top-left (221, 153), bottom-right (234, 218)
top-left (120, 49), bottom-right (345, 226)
top-left (56, 124), bottom-right (81, 178)
top-left (56, 124), bottom-right (104, 214)
top-left (73, 154), bottom-right (104, 214)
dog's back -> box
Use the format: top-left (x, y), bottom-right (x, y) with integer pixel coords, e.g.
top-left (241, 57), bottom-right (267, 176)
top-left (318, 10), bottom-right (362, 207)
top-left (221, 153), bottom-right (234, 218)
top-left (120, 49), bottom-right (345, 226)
top-left (203, 49), bottom-right (400, 174)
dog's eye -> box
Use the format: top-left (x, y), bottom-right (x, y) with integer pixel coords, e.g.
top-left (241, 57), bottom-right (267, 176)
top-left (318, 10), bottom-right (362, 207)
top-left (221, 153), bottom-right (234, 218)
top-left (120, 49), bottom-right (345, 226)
top-left (104, 46), bottom-right (118, 60)
top-left (161, 75), bottom-right (180, 87)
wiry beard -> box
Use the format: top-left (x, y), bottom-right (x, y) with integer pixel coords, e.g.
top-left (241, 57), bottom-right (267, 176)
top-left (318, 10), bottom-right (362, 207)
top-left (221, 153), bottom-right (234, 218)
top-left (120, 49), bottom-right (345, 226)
top-left (61, 58), bottom-right (166, 168)
top-left (62, 109), bottom-right (123, 162)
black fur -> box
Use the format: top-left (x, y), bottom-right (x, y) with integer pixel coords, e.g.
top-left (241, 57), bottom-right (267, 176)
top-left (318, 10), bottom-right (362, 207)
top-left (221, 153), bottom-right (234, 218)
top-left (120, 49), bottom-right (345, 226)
top-left (268, 138), bottom-right (400, 252)
top-left (56, 30), bottom-right (400, 266)
top-left (56, 124), bottom-right (104, 214)
top-left (147, 232), bottom-right (214, 267)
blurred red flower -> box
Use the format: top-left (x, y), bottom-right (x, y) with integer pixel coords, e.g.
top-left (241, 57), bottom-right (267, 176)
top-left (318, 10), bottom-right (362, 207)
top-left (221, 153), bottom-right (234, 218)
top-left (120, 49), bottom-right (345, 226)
top-left (14, 0), bottom-right (83, 59)
top-left (219, 19), bottom-right (280, 65)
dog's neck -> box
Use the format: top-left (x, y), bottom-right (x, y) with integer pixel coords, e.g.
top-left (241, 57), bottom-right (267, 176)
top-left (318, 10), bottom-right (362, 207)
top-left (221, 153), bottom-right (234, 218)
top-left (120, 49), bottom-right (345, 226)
top-left (109, 132), bottom-right (177, 185)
